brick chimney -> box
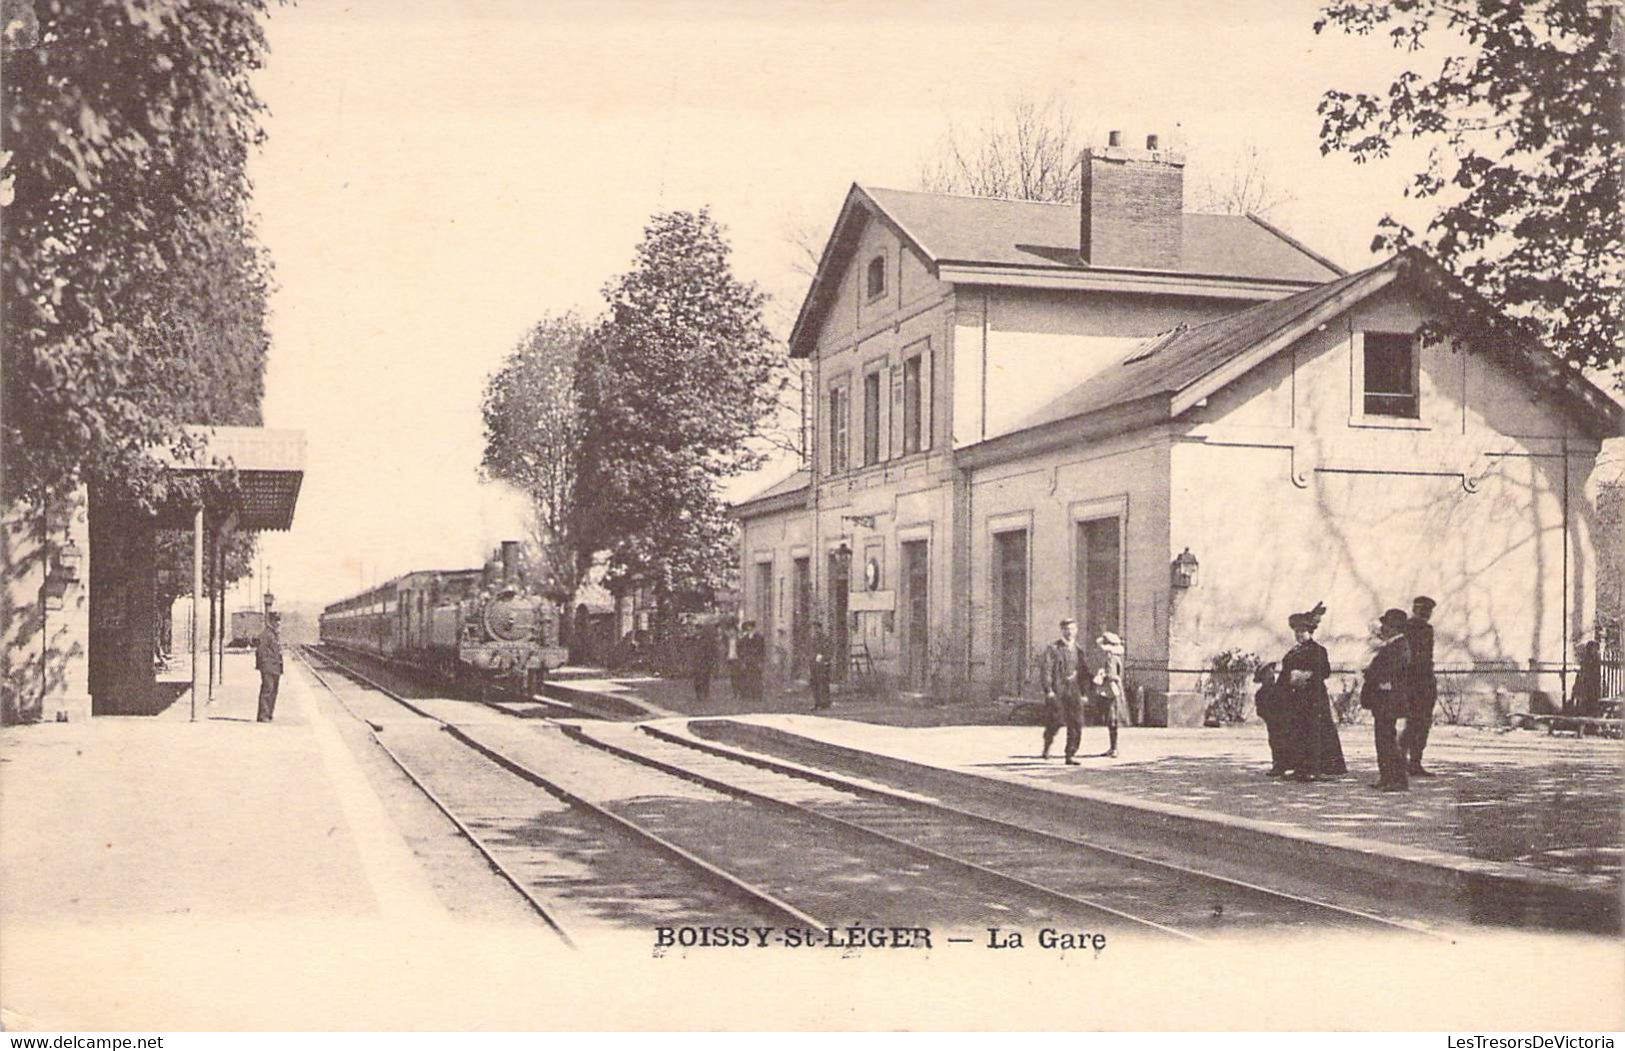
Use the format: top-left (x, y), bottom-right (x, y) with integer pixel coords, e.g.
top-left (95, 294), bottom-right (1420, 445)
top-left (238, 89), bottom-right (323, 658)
top-left (1079, 131), bottom-right (1185, 270)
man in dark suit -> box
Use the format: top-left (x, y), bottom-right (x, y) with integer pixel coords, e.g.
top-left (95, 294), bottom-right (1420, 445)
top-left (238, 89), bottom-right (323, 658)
top-left (737, 621), bottom-right (766, 704)
top-left (1401, 595), bottom-right (1438, 777)
top-left (1039, 618), bottom-right (1090, 765)
top-left (1362, 608), bottom-right (1411, 791)
top-left (809, 620), bottom-right (833, 711)
top-left (256, 612), bottom-right (284, 723)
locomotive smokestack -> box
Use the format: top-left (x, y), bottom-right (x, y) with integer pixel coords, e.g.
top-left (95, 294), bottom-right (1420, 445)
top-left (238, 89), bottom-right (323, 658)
top-left (500, 540), bottom-right (521, 583)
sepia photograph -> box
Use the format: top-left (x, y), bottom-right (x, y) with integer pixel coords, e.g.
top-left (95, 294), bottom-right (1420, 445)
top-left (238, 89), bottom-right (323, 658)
top-left (1, 0), bottom-right (1622, 1035)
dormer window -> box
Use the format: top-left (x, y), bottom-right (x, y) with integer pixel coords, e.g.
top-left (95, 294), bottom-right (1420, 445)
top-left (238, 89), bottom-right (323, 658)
top-left (865, 255), bottom-right (886, 300)
top-left (1362, 331), bottom-right (1419, 419)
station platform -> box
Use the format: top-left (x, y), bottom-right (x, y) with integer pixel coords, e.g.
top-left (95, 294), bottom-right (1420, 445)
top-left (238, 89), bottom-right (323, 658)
top-left (5, 654), bottom-right (1622, 1030)
top-left (549, 671), bottom-right (1624, 924)
top-left (0, 652), bottom-right (570, 1031)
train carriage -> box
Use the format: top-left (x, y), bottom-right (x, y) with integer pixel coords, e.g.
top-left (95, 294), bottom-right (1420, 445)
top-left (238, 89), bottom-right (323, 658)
top-left (319, 541), bottom-right (566, 691)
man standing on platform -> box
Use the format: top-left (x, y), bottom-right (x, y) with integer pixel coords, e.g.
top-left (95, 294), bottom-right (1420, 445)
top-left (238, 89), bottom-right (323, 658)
top-left (809, 620), bottom-right (833, 711)
top-left (1039, 618), bottom-right (1090, 765)
top-left (1362, 608), bottom-right (1412, 791)
top-left (1402, 595), bottom-right (1438, 777)
top-left (256, 612), bottom-right (283, 722)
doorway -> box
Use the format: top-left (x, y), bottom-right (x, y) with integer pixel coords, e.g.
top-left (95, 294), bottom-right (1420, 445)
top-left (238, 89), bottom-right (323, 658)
top-left (1075, 516), bottom-right (1123, 644)
top-left (901, 539), bottom-right (930, 690)
top-left (993, 529), bottom-right (1028, 696)
top-left (827, 550), bottom-right (850, 680)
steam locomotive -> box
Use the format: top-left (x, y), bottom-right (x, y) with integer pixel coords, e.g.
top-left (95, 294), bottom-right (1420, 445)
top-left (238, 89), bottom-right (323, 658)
top-left (318, 541), bottom-right (566, 691)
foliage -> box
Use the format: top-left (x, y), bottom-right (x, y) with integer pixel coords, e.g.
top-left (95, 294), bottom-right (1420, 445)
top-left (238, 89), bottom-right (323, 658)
top-left (2, 0), bottom-right (275, 509)
top-left (1202, 648), bottom-right (1262, 724)
top-left (1331, 674), bottom-right (1365, 725)
top-left (1315, 0), bottom-right (1622, 376)
top-left (153, 528), bottom-right (257, 607)
top-left (573, 209), bottom-right (786, 608)
top-left (482, 313), bottom-right (588, 601)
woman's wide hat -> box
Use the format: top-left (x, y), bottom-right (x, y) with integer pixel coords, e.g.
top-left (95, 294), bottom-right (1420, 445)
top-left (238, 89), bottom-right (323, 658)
top-left (1288, 602), bottom-right (1326, 632)
top-left (1096, 631), bottom-right (1124, 654)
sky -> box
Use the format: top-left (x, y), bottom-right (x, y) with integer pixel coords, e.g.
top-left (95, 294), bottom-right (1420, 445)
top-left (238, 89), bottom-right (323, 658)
top-left (248, 0), bottom-right (1465, 609)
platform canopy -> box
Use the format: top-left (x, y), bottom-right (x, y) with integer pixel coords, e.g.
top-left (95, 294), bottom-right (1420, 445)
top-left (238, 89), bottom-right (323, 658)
top-left (158, 425), bottom-right (307, 531)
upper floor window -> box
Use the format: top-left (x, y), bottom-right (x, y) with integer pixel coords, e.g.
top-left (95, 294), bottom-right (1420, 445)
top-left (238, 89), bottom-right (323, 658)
top-left (1362, 331), bottom-right (1418, 419)
top-left (828, 384), bottom-right (849, 474)
top-left (862, 369), bottom-right (882, 466)
top-left (902, 353), bottom-right (923, 454)
top-left (866, 255), bottom-right (887, 300)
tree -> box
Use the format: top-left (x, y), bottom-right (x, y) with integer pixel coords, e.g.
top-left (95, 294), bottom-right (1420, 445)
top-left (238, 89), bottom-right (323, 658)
top-left (2, 0), bottom-right (276, 509)
top-left (920, 91), bottom-right (1085, 202)
top-left (1315, 0), bottom-right (1622, 375)
top-left (573, 210), bottom-right (785, 616)
top-left (481, 313), bottom-right (588, 603)
top-left (918, 93), bottom-right (1297, 222)
top-left (1187, 141), bottom-right (1298, 218)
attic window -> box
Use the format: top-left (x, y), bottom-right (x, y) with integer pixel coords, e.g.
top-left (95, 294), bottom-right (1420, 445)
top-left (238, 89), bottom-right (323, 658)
top-left (1123, 323), bottom-right (1188, 364)
top-left (866, 255), bottom-right (887, 300)
top-left (1362, 331), bottom-right (1419, 418)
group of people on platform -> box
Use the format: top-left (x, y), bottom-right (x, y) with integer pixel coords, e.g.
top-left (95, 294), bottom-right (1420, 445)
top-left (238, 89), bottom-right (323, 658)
top-left (689, 617), bottom-right (839, 710)
top-left (688, 620), bottom-right (767, 705)
top-left (1254, 595), bottom-right (1437, 792)
top-left (1037, 619), bottom-right (1128, 764)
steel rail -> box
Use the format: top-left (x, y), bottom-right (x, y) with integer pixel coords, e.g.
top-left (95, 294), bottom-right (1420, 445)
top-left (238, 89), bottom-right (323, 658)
top-left (559, 722), bottom-right (1198, 941)
top-left (306, 646), bottom-right (830, 932)
top-left (636, 722), bottom-right (1444, 940)
top-left (299, 648), bottom-right (578, 947)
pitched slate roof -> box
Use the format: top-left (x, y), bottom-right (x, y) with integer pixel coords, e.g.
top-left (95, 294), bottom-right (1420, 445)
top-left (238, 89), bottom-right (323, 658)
top-left (863, 186), bottom-right (1346, 283)
top-left (789, 184), bottom-right (1347, 357)
top-left (986, 250), bottom-right (1621, 449)
top-left (731, 469), bottom-right (809, 517)
top-left (1010, 262), bottom-right (1389, 433)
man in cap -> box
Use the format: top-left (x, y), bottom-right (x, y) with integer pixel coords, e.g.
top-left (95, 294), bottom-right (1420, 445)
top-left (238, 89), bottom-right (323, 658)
top-left (255, 611), bottom-right (284, 723)
top-left (1401, 595), bottom-right (1438, 777)
top-left (1361, 608), bottom-right (1412, 790)
top-left (1039, 618), bottom-right (1091, 765)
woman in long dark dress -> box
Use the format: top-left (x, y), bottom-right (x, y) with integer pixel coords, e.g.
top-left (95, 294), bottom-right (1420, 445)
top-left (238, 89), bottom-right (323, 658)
top-left (1279, 603), bottom-right (1347, 781)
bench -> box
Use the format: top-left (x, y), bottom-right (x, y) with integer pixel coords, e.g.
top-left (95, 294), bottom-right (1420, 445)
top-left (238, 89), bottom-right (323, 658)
top-left (1507, 710), bottom-right (1623, 738)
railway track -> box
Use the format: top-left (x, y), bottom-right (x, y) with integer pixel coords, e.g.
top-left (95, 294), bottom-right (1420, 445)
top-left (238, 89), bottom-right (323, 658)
top-left (303, 645), bottom-right (1440, 945)
top-left (300, 649), bottom-right (805, 945)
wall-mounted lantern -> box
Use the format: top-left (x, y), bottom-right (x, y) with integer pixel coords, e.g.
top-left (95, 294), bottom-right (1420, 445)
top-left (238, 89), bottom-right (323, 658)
top-left (1171, 547), bottom-right (1199, 589)
top-left (54, 539), bottom-right (82, 583)
top-left (42, 539), bottom-right (82, 605)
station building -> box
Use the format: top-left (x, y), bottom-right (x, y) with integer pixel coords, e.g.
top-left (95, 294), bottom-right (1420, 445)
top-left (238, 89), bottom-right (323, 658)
top-left (3, 426), bottom-right (305, 722)
top-left (733, 138), bottom-right (1619, 724)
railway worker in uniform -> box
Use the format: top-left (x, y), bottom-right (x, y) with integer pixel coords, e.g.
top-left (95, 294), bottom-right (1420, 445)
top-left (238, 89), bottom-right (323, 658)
top-left (690, 623), bottom-right (719, 705)
top-left (255, 612), bottom-right (284, 723)
top-left (1362, 608), bottom-right (1412, 791)
top-left (1401, 595), bottom-right (1439, 777)
top-left (738, 621), bottom-right (766, 704)
top-left (1039, 618), bottom-right (1090, 765)
top-left (809, 620), bottom-right (833, 711)
top-left (1278, 603), bottom-right (1346, 782)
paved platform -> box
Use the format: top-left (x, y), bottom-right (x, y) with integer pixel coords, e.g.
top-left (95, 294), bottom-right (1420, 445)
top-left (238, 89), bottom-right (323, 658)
top-left (540, 669), bottom-right (1623, 923)
top-left (693, 717), bottom-right (1623, 883)
top-left (0, 654), bottom-right (578, 1030)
